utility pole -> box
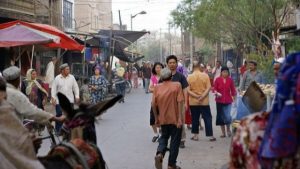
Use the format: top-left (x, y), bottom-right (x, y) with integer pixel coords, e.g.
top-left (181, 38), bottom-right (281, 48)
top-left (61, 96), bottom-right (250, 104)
top-left (118, 10), bottom-right (122, 30)
top-left (160, 28), bottom-right (162, 62)
top-left (189, 32), bottom-right (193, 71)
top-left (168, 23), bottom-right (172, 55)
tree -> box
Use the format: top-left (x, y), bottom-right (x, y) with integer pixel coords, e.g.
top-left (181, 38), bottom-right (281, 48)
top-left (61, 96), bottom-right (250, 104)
top-left (171, 0), bottom-right (300, 58)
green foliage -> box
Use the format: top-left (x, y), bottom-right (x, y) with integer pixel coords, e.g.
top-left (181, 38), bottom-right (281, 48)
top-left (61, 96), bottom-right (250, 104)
top-left (285, 37), bottom-right (300, 54)
top-left (247, 53), bottom-right (275, 83)
top-left (197, 44), bottom-right (214, 63)
top-left (171, 0), bottom-right (298, 51)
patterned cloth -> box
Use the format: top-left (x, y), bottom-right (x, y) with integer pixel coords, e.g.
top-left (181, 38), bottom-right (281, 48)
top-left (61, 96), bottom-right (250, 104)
top-left (230, 112), bottom-right (300, 169)
top-left (230, 112), bottom-right (269, 169)
top-left (259, 52), bottom-right (300, 166)
top-left (89, 75), bottom-right (107, 104)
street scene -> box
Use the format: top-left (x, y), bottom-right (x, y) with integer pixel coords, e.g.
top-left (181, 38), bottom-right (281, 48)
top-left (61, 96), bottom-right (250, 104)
top-left (0, 0), bottom-right (300, 169)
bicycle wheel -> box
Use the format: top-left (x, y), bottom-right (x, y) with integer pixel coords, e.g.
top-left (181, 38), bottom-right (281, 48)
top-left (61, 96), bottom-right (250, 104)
top-left (125, 80), bottom-right (132, 93)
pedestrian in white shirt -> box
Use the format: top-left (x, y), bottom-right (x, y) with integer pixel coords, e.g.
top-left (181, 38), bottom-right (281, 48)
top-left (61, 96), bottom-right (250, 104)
top-left (45, 56), bottom-right (57, 89)
top-left (212, 60), bottom-right (222, 83)
top-left (51, 63), bottom-right (80, 132)
top-left (2, 66), bottom-right (64, 124)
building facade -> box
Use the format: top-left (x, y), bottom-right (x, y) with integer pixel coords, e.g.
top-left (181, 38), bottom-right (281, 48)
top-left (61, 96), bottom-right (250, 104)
top-left (74, 0), bottom-right (112, 33)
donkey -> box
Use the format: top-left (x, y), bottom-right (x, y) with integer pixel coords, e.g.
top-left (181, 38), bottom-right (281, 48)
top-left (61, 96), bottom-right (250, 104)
top-left (38, 93), bottom-right (122, 169)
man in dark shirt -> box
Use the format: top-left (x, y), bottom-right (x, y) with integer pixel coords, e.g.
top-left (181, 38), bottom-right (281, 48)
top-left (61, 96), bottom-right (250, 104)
top-left (166, 55), bottom-right (189, 148)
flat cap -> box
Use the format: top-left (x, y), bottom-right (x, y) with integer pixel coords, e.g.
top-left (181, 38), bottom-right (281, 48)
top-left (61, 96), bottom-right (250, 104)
top-left (160, 68), bottom-right (172, 81)
top-left (59, 63), bottom-right (69, 70)
top-left (2, 66), bottom-right (20, 81)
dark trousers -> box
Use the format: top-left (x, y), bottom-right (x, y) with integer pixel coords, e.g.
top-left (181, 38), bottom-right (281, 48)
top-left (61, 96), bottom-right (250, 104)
top-left (142, 78), bottom-right (145, 88)
top-left (157, 124), bottom-right (182, 167)
top-left (116, 82), bottom-right (125, 101)
top-left (55, 104), bottom-right (63, 133)
top-left (55, 103), bottom-right (74, 133)
top-left (190, 105), bottom-right (213, 136)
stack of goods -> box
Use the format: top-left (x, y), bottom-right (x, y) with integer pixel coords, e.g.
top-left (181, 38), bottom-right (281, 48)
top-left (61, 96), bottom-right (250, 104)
top-left (239, 84), bottom-right (275, 97)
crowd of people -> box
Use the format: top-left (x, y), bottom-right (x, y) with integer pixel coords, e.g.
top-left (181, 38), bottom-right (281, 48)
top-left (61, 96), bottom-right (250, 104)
top-left (0, 49), bottom-right (297, 169)
top-left (137, 54), bottom-right (270, 169)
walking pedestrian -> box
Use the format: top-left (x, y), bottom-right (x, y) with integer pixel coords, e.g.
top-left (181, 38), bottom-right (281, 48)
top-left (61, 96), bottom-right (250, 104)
top-left (166, 55), bottom-right (189, 148)
top-left (141, 61), bottom-right (146, 89)
top-left (212, 60), bottom-right (222, 83)
top-left (214, 66), bottom-right (236, 138)
top-left (21, 69), bottom-right (48, 110)
top-left (239, 60), bottom-right (263, 91)
top-left (143, 61), bottom-right (152, 94)
top-left (132, 66), bottom-right (139, 88)
top-left (114, 63), bottom-right (126, 103)
top-left (152, 68), bottom-right (184, 169)
top-left (89, 66), bottom-right (108, 104)
top-left (2, 66), bottom-right (64, 124)
top-left (51, 63), bottom-right (80, 132)
top-left (187, 61), bottom-right (216, 142)
top-left (149, 62), bottom-right (164, 142)
top-left (21, 69), bottom-right (49, 135)
top-left (45, 56), bottom-right (57, 98)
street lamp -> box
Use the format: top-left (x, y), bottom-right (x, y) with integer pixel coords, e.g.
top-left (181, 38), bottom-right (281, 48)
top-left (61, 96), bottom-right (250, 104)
top-left (130, 11), bottom-right (147, 31)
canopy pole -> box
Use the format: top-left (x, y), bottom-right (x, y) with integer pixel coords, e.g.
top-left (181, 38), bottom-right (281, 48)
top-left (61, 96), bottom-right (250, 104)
top-left (31, 45), bottom-right (35, 68)
top-left (19, 47), bottom-right (21, 88)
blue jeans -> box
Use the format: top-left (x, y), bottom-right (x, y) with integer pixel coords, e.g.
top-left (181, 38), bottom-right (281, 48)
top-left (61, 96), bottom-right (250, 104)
top-left (144, 78), bottom-right (150, 93)
top-left (116, 82), bottom-right (125, 101)
top-left (190, 105), bottom-right (214, 136)
top-left (216, 103), bottom-right (232, 125)
top-left (55, 105), bottom-right (63, 133)
top-left (157, 124), bottom-right (182, 167)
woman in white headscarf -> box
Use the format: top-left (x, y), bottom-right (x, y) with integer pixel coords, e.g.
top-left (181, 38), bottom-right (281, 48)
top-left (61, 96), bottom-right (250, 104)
top-left (21, 69), bottom-right (48, 110)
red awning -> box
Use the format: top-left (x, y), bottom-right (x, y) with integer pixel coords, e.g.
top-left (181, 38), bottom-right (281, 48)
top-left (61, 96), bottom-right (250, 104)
top-left (0, 20), bottom-right (84, 51)
top-left (0, 24), bottom-right (59, 47)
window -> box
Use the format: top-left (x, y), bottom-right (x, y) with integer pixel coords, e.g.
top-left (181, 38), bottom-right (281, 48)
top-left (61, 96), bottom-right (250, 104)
top-left (63, 0), bottom-right (73, 29)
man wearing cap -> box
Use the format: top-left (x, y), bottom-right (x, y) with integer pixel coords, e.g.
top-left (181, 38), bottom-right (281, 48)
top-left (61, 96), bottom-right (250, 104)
top-left (239, 60), bottom-right (264, 91)
top-left (51, 63), bottom-right (80, 132)
top-left (152, 68), bottom-right (184, 169)
top-left (3, 66), bottom-right (63, 124)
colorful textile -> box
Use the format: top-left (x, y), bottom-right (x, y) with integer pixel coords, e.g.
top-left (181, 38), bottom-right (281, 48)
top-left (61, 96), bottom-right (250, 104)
top-left (230, 111), bottom-right (300, 169)
top-left (230, 112), bottom-right (269, 169)
top-left (258, 52), bottom-right (300, 167)
top-left (89, 75), bottom-right (107, 104)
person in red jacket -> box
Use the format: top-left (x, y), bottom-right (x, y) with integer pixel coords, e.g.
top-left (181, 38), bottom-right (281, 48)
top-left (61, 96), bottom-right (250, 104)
top-left (214, 66), bottom-right (237, 137)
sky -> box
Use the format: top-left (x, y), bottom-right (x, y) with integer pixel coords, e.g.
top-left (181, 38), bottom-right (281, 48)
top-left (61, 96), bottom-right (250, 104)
top-left (112, 0), bottom-right (182, 32)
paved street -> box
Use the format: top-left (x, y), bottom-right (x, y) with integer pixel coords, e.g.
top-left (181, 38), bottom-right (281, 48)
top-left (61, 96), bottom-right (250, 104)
top-left (39, 85), bottom-right (231, 169)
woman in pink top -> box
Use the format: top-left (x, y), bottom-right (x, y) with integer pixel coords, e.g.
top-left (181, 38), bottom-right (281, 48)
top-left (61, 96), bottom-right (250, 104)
top-left (149, 62), bottom-right (164, 142)
top-left (214, 66), bottom-right (236, 138)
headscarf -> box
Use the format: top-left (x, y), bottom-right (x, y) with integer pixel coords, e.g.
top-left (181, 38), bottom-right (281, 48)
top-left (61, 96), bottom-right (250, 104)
top-left (25, 69), bottom-right (48, 97)
top-left (259, 52), bottom-right (300, 164)
top-left (94, 66), bottom-right (101, 72)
